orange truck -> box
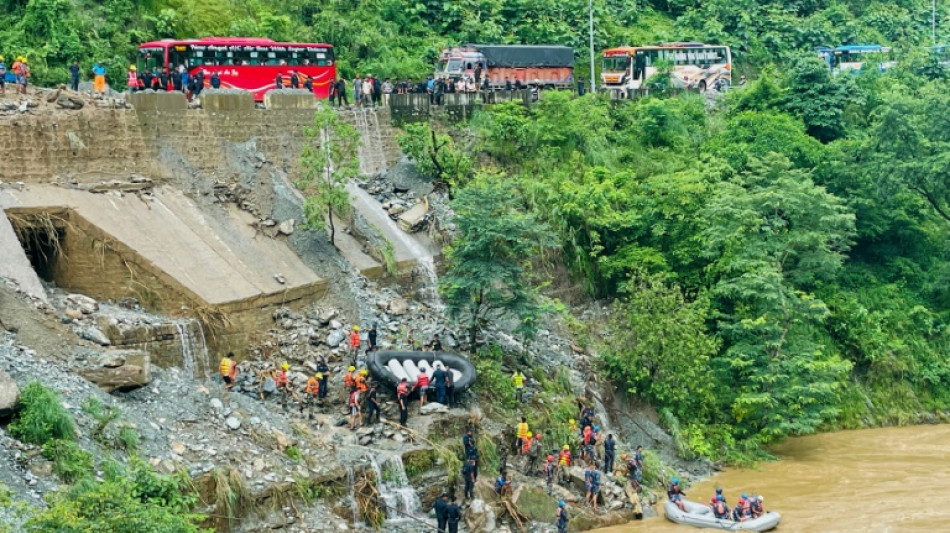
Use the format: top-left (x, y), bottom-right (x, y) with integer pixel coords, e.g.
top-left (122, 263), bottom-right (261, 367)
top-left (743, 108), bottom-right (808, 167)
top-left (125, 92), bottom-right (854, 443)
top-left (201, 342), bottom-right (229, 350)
top-left (435, 44), bottom-right (574, 89)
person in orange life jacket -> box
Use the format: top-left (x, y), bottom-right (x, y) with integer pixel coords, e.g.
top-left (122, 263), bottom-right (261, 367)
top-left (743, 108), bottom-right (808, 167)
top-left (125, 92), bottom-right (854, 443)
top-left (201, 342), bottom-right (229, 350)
top-left (274, 362), bottom-right (290, 410)
top-left (219, 354), bottom-right (238, 391)
top-left (732, 493), bottom-right (750, 521)
top-left (712, 494), bottom-right (730, 518)
top-left (343, 366), bottom-right (356, 391)
top-left (349, 325), bottom-right (362, 360)
top-left (397, 377), bottom-right (410, 425)
top-left (581, 425), bottom-right (593, 461)
top-left (516, 416), bottom-right (529, 455)
top-left (303, 373), bottom-right (321, 419)
top-left (415, 369), bottom-right (429, 407)
top-left (668, 477), bottom-right (687, 511)
top-left (557, 444), bottom-right (572, 483)
top-left (349, 387), bottom-right (361, 430)
top-left (354, 369), bottom-right (368, 393)
top-left (525, 433), bottom-right (541, 475)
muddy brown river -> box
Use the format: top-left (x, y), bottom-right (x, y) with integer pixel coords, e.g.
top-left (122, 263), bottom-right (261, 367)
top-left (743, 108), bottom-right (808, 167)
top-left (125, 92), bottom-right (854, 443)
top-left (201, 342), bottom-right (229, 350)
top-left (594, 425), bottom-right (950, 532)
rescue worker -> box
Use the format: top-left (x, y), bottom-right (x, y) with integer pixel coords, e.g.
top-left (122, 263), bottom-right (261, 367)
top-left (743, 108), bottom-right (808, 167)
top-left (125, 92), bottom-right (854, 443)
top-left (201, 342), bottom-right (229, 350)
top-left (556, 500), bottom-right (569, 533)
top-left (668, 477), bottom-right (687, 512)
top-left (303, 373), bottom-right (320, 419)
top-left (445, 364), bottom-right (456, 406)
top-left (274, 362), bottom-right (290, 410)
top-left (316, 358), bottom-right (329, 399)
top-left (709, 487), bottom-right (727, 507)
top-left (433, 493), bottom-right (448, 532)
top-left (712, 494), bottom-right (730, 519)
top-left (732, 493), bottom-right (751, 521)
top-left (445, 497), bottom-right (462, 533)
top-left (366, 383), bottom-right (381, 424)
top-left (219, 354), bottom-right (237, 391)
top-left (543, 454), bottom-right (556, 495)
top-left (516, 417), bottom-right (529, 455)
top-left (750, 495), bottom-right (765, 518)
top-left (512, 371), bottom-right (525, 403)
top-left (587, 462), bottom-right (601, 512)
top-left (603, 433), bottom-right (616, 473)
top-left (462, 458), bottom-right (477, 500)
top-left (557, 444), bottom-right (572, 484)
top-left (343, 366), bottom-right (356, 392)
top-left (349, 386), bottom-right (361, 430)
top-left (92, 61), bottom-right (107, 96)
top-left (415, 368), bottom-right (429, 407)
top-left (354, 369), bottom-right (368, 394)
top-left (525, 432), bottom-right (541, 475)
top-left (432, 363), bottom-right (447, 404)
top-left (349, 325), bottom-right (361, 360)
top-left (581, 425), bottom-right (594, 461)
top-left (463, 428), bottom-right (477, 458)
top-left (567, 418), bottom-right (578, 435)
top-left (126, 65), bottom-right (139, 92)
top-left (397, 377), bottom-right (410, 425)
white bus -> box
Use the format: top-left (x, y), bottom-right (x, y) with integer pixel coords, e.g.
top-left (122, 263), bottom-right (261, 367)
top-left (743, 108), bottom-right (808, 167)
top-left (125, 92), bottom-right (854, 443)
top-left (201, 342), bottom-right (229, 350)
top-left (601, 42), bottom-right (732, 98)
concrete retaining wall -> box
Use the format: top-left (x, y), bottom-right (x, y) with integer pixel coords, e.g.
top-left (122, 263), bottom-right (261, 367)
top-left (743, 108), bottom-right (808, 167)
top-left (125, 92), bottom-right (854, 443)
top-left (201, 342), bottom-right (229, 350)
top-left (264, 90), bottom-right (319, 110)
top-left (127, 91), bottom-right (188, 111)
top-left (201, 91), bottom-right (256, 112)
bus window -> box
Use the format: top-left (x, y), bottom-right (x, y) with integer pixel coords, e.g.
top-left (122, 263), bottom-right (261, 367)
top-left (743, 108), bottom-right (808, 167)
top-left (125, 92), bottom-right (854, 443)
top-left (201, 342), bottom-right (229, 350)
top-left (138, 47), bottom-right (165, 72)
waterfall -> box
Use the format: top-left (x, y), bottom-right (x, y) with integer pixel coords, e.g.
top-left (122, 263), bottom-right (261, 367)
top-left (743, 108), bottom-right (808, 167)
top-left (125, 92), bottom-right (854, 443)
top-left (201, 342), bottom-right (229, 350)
top-left (176, 319), bottom-right (209, 381)
top-left (353, 108), bottom-right (387, 176)
top-left (345, 465), bottom-right (362, 527)
top-left (415, 256), bottom-right (444, 311)
top-left (370, 453), bottom-right (423, 522)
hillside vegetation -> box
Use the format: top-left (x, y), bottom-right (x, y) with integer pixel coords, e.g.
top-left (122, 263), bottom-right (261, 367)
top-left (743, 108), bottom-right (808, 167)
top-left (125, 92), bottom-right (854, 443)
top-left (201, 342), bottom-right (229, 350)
top-left (412, 57), bottom-right (950, 460)
top-left (1, 0), bottom-right (947, 85)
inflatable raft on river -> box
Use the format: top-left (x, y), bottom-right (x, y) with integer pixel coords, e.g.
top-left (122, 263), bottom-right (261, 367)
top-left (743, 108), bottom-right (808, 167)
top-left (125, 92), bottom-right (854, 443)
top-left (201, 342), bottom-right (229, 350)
top-left (367, 350), bottom-right (476, 394)
top-left (665, 499), bottom-right (781, 532)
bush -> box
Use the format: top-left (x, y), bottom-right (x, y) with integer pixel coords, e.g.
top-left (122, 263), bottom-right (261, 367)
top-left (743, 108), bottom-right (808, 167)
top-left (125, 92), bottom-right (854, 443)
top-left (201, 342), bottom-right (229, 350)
top-left (9, 383), bottom-right (75, 446)
top-left (42, 440), bottom-right (93, 484)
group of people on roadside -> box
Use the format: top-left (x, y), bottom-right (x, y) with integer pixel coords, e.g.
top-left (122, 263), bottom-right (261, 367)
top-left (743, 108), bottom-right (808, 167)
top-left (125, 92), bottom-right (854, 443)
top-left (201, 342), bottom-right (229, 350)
top-left (667, 478), bottom-right (768, 522)
top-left (0, 55), bottom-right (30, 95)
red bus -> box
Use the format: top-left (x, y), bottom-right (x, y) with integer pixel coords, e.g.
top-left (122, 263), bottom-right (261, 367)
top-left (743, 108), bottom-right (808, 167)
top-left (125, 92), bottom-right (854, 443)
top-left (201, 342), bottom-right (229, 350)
top-left (137, 37), bottom-right (336, 100)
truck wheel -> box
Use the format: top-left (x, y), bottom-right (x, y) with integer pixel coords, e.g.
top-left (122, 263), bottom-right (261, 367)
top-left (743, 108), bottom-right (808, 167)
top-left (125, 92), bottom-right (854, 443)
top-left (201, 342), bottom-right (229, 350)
top-left (699, 80), bottom-right (707, 92)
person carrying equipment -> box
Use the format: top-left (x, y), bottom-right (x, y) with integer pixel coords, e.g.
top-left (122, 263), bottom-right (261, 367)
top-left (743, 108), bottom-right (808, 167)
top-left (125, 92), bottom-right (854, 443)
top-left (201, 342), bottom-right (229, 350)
top-left (303, 373), bottom-right (321, 419)
top-left (343, 366), bottom-right (356, 391)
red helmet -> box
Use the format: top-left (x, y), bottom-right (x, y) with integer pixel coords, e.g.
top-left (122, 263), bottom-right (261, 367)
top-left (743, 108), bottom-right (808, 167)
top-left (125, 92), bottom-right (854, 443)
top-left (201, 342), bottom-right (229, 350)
top-left (535, 434), bottom-right (542, 440)
top-left (547, 455), bottom-right (554, 461)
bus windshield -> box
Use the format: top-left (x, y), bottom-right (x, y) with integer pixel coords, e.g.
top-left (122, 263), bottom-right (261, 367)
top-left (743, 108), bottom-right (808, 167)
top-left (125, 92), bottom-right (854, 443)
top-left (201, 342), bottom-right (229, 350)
top-left (602, 56), bottom-right (630, 71)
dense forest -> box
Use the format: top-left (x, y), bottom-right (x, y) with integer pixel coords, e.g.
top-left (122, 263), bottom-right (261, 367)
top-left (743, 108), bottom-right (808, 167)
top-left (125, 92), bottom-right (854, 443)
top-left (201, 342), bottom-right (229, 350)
top-left (2, 0), bottom-right (948, 85)
top-left (3, 0), bottom-right (948, 457)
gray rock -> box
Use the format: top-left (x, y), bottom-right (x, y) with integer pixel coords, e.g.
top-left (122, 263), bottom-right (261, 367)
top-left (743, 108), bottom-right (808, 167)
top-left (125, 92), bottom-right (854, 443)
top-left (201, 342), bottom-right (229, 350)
top-left (388, 298), bottom-right (409, 316)
top-left (99, 353), bottom-right (126, 368)
top-left (79, 326), bottom-right (111, 346)
top-left (420, 402), bottom-right (449, 415)
top-left (359, 435), bottom-right (373, 445)
top-left (330, 319), bottom-right (343, 330)
top-left (210, 398), bottom-right (224, 410)
top-left (277, 219), bottom-right (295, 235)
top-left (326, 330), bottom-right (346, 348)
top-left (0, 370), bottom-right (21, 418)
top-left (226, 416), bottom-right (242, 430)
top-left (262, 377), bottom-right (277, 394)
top-left (317, 309), bottom-right (338, 325)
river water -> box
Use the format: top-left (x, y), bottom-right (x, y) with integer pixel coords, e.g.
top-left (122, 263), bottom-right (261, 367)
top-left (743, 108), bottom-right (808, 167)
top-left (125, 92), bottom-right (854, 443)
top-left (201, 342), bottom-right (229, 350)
top-left (595, 425), bottom-right (950, 532)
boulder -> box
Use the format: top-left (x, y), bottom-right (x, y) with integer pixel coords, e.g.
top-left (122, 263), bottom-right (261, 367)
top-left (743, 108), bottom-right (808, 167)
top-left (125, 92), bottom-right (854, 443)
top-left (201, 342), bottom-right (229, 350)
top-left (326, 329), bottom-right (346, 348)
top-left (226, 416), bottom-right (242, 430)
top-left (66, 293), bottom-right (98, 314)
top-left (78, 326), bottom-right (111, 346)
top-left (278, 219), bottom-right (295, 236)
top-left (397, 202), bottom-right (429, 233)
top-left (463, 498), bottom-right (497, 533)
top-left (388, 298), bottom-right (409, 316)
top-left (420, 402), bottom-right (449, 415)
top-left (0, 370), bottom-right (20, 418)
top-left (78, 351), bottom-right (151, 393)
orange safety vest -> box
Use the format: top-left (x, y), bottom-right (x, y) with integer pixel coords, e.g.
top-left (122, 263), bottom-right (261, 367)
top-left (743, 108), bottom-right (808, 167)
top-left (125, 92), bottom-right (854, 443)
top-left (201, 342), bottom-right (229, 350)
top-left (219, 358), bottom-right (231, 375)
top-left (274, 370), bottom-right (288, 387)
top-left (349, 331), bottom-right (361, 347)
top-left (343, 371), bottom-right (355, 388)
top-left (523, 438), bottom-right (532, 454)
top-left (558, 450), bottom-right (571, 466)
top-left (127, 71), bottom-right (138, 87)
top-left (517, 422), bottom-right (529, 440)
top-left (397, 382), bottom-right (409, 396)
top-left (306, 377), bottom-right (320, 395)
top-left (355, 375), bottom-right (367, 392)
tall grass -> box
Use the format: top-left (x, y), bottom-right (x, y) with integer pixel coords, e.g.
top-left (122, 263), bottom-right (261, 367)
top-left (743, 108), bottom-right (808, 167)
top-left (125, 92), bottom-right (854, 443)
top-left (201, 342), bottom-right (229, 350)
top-left (9, 382), bottom-right (75, 446)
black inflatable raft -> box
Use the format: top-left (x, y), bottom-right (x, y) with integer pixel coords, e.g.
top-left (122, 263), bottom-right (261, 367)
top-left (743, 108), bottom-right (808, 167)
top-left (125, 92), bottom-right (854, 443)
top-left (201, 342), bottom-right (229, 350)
top-left (367, 350), bottom-right (477, 394)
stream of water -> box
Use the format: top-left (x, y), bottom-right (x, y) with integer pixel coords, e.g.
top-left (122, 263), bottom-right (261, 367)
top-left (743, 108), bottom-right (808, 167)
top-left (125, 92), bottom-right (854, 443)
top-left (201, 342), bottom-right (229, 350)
top-left (176, 318), bottom-right (210, 382)
top-left (371, 453), bottom-right (424, 523)
top-left (594, 424), bottom-right (950, 533)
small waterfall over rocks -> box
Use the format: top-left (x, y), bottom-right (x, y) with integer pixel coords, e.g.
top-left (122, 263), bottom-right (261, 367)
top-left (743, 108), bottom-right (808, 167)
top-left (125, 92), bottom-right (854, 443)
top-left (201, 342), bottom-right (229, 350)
top-left (175, 318), bottom-right (209, 381)
top-left (371, 453), bottom-right (423, 522)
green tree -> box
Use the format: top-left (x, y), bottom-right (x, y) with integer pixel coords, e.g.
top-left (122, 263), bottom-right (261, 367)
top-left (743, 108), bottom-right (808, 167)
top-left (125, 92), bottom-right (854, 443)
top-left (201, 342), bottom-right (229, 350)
top-left (397, 122), bottom-right (473, 197)
top-left (298, 106), bottom-right (360, 245)
top-left (440, 177), bottom-right (556, 352)
top-left (602, 274), bottom-right (719, 423)
top-left (702, 156), bottom-right (855, 442)
top-left (781, 54), bottom-right (861, 143)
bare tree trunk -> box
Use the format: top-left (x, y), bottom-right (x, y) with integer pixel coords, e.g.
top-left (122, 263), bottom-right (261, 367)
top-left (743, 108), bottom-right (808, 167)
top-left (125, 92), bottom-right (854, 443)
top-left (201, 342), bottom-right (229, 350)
top-left (328, 203), bottom-right (336, 245)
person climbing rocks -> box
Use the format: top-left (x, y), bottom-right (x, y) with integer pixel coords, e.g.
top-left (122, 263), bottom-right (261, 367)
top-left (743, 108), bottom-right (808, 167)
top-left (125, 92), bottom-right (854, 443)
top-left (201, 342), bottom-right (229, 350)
top-left (432, 363), bottom-right (447, 405)
top-left (603, 433), bottom-right (616, 473)
top-left (274, 362), bottom-right (290, 410)
top-left (557, 445), bottom-right (572, 484)
top-left (415, 368), bottom-right (429, 407)
top-left (354, 369), bottom-right (368, 394)
top-left (462, 458), bottom-right (477, 500)
top-left (303, 373), bottom-right (320, 419)
top-left (463, 428), bottom-right (477, 458)
top-left (544, 454), bottom-right (556, 495)
top-left (349, 387), bottom-right (362, 431)
top-left (434, 493), bottom-right (448, 532)
top-left (581, 425), bottom-right (594, 462)
top-left (516, 416), bottom-right (529, 455)
top-left (219, 354), bottom-right (237, 391)
top-left (367, 323), bottom-right (378, 351)
top-left (556, 500), bottom-right (569, 533)
top-left (522, 431), bottom-right (533, 457)
top-left (445, 497), bottom-right (462, 533)
top-left (525, 432), bottom-right (541, 475)
top-left (397, 377), bottom-right (409, 426)
top-left (365, 382), bottom-right (380, 424)
top-left (668, 477), bottom-right (687, 512)
top-left (585, 462), bottom-right (601, 512)
top-left (349, 325), bottom-right (362, 361)
top-left (633, 445), bottom-right (644, 487)
top-left (316, 358), bottom-right (329, 399)
top-left (343, 366), bottom-right (356, 392)
top-left (512, 371), bottom-right (525, 403)
top-left (580, 404), bottom-right (595, 429)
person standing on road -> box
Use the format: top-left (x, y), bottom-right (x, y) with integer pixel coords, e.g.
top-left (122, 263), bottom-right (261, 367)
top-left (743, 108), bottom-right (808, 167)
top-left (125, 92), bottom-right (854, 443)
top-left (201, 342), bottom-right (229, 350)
top-left (353, 75), bottom-right (362, 106)
top-left (92, 61), bottom-right (107, 96)
top-left (69, 60), bottom-right (80, 91)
